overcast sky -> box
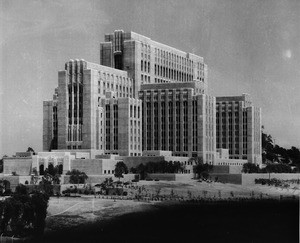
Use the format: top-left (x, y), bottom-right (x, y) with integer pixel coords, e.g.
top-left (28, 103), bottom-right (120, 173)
top-left (1, 0), bottom-right (299, 156)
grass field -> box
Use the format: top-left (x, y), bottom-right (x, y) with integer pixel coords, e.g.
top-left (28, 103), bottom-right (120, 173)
top-left (43, 180), bottom-right (299, 243)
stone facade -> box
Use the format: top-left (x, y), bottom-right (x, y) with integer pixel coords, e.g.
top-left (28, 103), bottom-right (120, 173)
top-left (216, 94), bottom-right (262, 164)
top-left (44, 59), bottom-right (141, 156)
top-left (139, 82), bottom-right (216, 163)
top-left (41, 30), bottom-right (263, 170)
top-left (100, 30), bottom-right (208, 97)
top-left (3, 157), bottom-right (33, 176)
top-left (102, 96), bottom-right (142, 156)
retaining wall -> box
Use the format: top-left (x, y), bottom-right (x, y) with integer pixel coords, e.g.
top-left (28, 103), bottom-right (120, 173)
top-left (146, 173), bottom-right (193, 181)
top-left (147, 173), bottom-right (176, 181)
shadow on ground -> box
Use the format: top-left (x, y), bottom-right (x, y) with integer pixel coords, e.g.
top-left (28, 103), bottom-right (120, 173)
top-left (38, 199), bottom-right (298, 243)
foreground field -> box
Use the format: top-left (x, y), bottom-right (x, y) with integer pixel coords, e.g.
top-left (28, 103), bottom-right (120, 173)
top-left (44, 180), bottom-right (299, 242)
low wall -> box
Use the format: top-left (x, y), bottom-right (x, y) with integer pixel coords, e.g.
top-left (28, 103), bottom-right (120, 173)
top-left (0, 175), bottom-right (20, 191)
top-left (0, 175), bottom-right (31, 191)
top-left (175, 174), bottom-right (194, 182)
top-left (210, 173), bottom-right (242, 185)
top-left (242, 173), bottom-right (300, 186)
top-left (71, 159), bottom-right (103, 175)
top-left (117, 156), bottom-right (165, 169)
top-left (146, 173), bottom-right (193, 181)
top-left (211, 166), bottom-right (230, 174)
top-left (3, 158), bottom-right (32, 176)
top-left (212, 165), bottom-right (243, 174)
top-left (147, 173), bottom-right (176, 181)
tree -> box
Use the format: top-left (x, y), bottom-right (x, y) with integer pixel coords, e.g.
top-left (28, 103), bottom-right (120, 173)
top-left (242, 163), bottom-right (260, 173)
top-left (26, 147), bottom-right (35, 155)
top-left (31, 168), bottom-right (39, 185)
top-left (189, 157), bottom-right (203, 165)
top-left (66, 169), bottom-right (88, 184)
top-left (43, 165), bottom-right (61, 185)
top-left (30, 191), bottom-right (49, 236)
top-left (100, 178), bottom-right (113, 191)
top-left (261, 163), bottom-right (292, 173)
top-left (136, 163), bottom-right (147, 180)
top-left (192, 157), bottom-right (213, 179)
top-left (0, 158), bottom-right (3, 173)
top-left (114, 162), bottom-right (128, 180)
top-left (0, 187), bottom-right (49, 238)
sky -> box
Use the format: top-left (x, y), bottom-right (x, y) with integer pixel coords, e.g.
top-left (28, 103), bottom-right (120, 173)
top-left (1, 0), bottom-right (300, 156)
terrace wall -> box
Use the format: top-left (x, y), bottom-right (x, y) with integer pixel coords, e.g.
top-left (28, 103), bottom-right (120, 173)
top-left (146, 173), bottom-right (193, 181)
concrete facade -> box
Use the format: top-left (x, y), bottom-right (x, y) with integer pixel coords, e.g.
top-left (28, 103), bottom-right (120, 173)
top-left (3, 157), bottom-right (33, 176)
top-left (32, 151), bottom-right (74, 175)
top-left (216, 94), bottom-right (262, 164)
top-left (100, 30), bottom-right (208, 98)
top-left (102, 96), bottom-right (142, 156)
top-left (40, 30), bottom-right (264, 176)
top-left (139, 82), bottom-right (216, 163)
top-left (44, 59), bottom-right (141, 157)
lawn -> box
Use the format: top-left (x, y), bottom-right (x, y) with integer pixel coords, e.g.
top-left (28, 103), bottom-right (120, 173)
top-left (42, 180), bottom-right (299, 242)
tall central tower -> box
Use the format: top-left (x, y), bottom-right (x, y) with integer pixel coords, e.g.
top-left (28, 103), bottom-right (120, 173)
top-left (100, 30), bottom-right (208, 98)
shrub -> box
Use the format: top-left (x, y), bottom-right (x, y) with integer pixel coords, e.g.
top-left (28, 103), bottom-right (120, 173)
top-left (255, 178), bottom-right (290, 188)
top-left (66, 170), bottom-right (88, 184)
top-left (0, 190), bottom-right (49, 238)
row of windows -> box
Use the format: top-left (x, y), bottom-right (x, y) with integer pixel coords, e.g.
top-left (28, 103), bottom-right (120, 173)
top-left (67, 125), bottom-right (82, 141)
top-left (154, 47), bottom-right (199, 70)
top-left (130, 144), bottom-right (141, 150)
top-left (141, 74), bottom-right (150, 84)
top-left (141, 43), bottom-right (151, 53)
top-left (101, 84), bottom-right (133, 98)
top-left (154, 64), bottom-right (193, 82)
top-left (130, 105), bottom-right (140, 118)
top-left (67, 145), bottom-right (82, 150)
top-left (67, 72), bottom-right (82, 84)
top-left (217, 101), bottom-right (240, 106)
top-left (98, 72), bottom-right (133, 87)
top-left (103, 170), bottom-right (114, 174)
top-left (141, 60), bottom-right (150, 73)
top-left (141, 52), bottom-right (150, 60)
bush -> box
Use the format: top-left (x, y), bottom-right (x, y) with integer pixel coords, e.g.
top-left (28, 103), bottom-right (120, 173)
top-left (0, 190), bottom-right (49, 238)
top-left (242, 163), bottom-right (260, 173)
top-left (255, 178), bottom-right (290, 188)
top-left (66, 170), bottom-right (88, 184)
top-left (3, 189), bottom-right (12, 196)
